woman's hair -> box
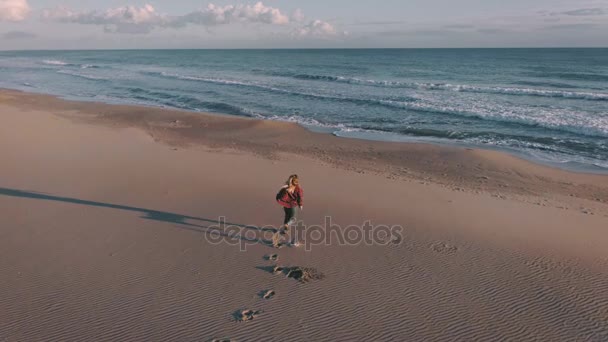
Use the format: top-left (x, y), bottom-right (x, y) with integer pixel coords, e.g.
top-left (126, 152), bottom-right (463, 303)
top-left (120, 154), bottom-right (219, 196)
top-left (286, 174), bottom-right (299, 186)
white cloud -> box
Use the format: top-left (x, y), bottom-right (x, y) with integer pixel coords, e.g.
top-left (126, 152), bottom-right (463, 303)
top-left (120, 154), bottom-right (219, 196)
top-left (294, 20), bottom-right (344, 39)
top-left (42, 4), bottom-right (165, 33)
top-left (42, 2), bottom-right (296, 34)
top-left (39, 2), bottom-right (348, 42)
top-left (291, 8), bottom-right (305, 22)
top-left (174, 2), bottom-right (290, 27)
top-left (0, 0), bottom-right (30, 22)
top-left (179, 2), bottom-right (289, 26)
top-left (235, 2), bottom-right (289, 25)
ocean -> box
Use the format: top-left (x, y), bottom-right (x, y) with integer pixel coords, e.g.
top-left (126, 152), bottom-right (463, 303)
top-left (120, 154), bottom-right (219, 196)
top-left (1, 49), bottom-right (607, 172)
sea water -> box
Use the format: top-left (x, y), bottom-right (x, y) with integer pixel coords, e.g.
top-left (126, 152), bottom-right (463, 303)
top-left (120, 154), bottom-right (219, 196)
top-left (1, 48), bottom-right (606, 172)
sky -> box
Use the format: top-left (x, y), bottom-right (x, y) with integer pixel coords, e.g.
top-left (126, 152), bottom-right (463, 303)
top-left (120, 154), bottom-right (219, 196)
top-left (0, 0), bottom-right (607, 49)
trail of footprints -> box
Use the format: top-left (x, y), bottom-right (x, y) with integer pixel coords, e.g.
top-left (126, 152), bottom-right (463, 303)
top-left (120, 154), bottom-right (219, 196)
top-left (217, 230), bottom-right (462, 340)
top-left (261, 290), bottom-right (275, 299)
top-left (226, 231), bottom-right (324, 342)
top-left (225, 234), bottom-right (458, 338)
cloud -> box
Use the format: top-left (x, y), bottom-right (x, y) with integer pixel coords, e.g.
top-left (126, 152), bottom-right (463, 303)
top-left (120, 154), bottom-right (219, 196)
top-left (174, 2), bottom-right (290, 27)
top-left (0, 0), bottom-right (30, 21)
top-left (42, 4), bottom-right (165, 33)
top-left (43, 2), bottom-right (294, 34)
top-left (476, 28), bottom-right (509, 34)
top-left (561, 8), bottom-right (606, 16)
top-left (543, 23), bottom-right (599, 30)
top-left (350, 20), bottom-right (406, 26)
top-left (2, 30), bottom-right (36, 39)
top-left (443, 24), bottom-right (475, 30)
top-left (373, 28), bottom-right (453, 37)
top-left (293, 20), bottom-right (343, 39)
top-left (542, 7), bottom-right (608, 17)
top-left (291, 8), bottom-right (304, 23)
top-left (41, 2), bottom-right (345, 40)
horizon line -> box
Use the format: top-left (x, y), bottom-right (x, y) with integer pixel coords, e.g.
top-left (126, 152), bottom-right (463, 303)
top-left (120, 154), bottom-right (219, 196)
top-left (2, 46), bottom-right (608, 52)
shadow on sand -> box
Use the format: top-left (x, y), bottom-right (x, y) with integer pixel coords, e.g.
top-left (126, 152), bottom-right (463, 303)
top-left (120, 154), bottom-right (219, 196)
top-left (0, 187), bottom-right (276, 247)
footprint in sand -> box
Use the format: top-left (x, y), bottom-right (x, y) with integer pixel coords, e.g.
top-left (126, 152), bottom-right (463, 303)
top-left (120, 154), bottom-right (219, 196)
top-left (267, 265), bottom-right (324, 282)
top-left (286, 266), bottom-right (325, 282)
top-left (265, 254), bottom-right (278, 261)
top-left (261, 290), bottom-right (275, 299)
top-left (235, 309), bottom-right (261, 322)
top-left (431, 241), bottom-right (459, 255)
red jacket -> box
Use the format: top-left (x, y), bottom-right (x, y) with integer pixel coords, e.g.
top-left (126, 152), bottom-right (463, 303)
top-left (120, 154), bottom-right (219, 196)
top-left (276, 185), bottom-right (303, 208)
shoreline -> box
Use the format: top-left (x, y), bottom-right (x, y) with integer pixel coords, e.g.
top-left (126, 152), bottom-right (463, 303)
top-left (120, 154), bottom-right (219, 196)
top-left (330, 125), bottom-right (608, 175)
top-left (4, 86), bottom-right (608, 175)
top-left (3, 85), bottom-right (607, 175)
top-left (330, 127), bottom-right (608, 175)
top-left (2, 87), bottom-right (608, 341)
top-left (2, 88), bottom-right (608, 208)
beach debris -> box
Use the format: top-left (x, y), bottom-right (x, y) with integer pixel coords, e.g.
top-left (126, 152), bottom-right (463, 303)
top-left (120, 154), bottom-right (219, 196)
top-left (211, 339), bottom-right (234, 342)
top-left (262, 290), bottom-right (275, 299)
top-left (236, 309), bottom-right (261, 322)
top-left (265, 254), bottom-right (278, 261)
top-left (272, 265), bottom-right (284, 274)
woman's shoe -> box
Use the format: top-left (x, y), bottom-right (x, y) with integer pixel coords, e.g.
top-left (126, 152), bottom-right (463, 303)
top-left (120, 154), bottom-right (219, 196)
top-left (280, 225), bottom-right (289, 235)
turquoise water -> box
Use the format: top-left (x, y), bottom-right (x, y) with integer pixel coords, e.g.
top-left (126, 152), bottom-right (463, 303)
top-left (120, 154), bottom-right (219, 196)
top-left (1, 49), bottom-right (607, 171)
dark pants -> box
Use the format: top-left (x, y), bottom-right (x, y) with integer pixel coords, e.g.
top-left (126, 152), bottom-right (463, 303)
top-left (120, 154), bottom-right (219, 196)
top-left (283, 207), bottom-right (296, 225)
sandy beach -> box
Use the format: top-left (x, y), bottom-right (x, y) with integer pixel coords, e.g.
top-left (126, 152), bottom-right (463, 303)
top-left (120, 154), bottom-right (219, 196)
top-left (1, 88), bottom-right (608, 341)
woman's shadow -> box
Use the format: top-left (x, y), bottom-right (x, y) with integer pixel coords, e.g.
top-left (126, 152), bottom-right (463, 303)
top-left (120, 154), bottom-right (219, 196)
top-left (0, 187), bottom-right (276, 247)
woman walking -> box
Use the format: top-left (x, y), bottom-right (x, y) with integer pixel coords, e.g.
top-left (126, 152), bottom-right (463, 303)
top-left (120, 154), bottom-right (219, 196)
top-left (276, 174), bottom-right (303, 235)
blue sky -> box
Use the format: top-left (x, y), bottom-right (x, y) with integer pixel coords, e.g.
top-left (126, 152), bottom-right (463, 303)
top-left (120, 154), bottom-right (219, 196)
top-left (1, 0), bottom-right (607, 49)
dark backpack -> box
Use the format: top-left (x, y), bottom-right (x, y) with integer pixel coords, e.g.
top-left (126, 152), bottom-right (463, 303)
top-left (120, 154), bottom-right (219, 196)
top-left (276, 186), bottom-right (287, 202)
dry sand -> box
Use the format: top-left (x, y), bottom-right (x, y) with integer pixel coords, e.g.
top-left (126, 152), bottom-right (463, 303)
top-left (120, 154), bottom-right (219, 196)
top-left (1, 89), bottom-right (608, 341)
